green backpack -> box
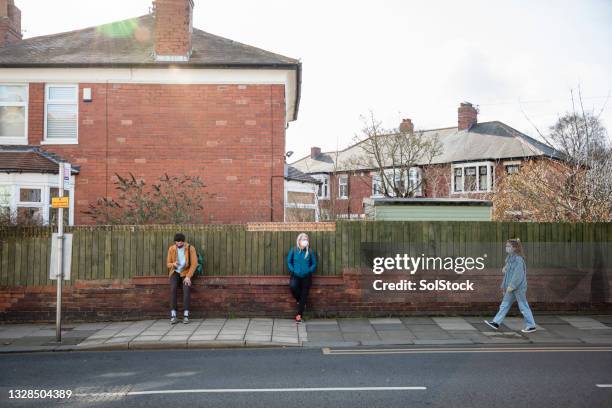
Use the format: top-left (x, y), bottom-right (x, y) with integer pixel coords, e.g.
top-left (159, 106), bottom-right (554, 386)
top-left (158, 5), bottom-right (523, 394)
top-left (187, 244), bottom-right (204, 277)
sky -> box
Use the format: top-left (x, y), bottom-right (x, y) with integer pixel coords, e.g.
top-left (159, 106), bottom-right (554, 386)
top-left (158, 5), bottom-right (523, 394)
top-left (18, 0), bottom-right (612, 160)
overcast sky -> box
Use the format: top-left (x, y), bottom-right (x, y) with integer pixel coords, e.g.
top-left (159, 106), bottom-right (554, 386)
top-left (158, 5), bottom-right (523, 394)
top-left (18, 0), bottom-right (612, 160)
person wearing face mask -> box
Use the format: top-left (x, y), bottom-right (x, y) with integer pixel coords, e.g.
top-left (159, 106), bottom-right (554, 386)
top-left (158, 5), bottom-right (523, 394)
top-left (485, 238), bottom-right (537, 333)
top-left (287, 233), bottom-right (317, 323)
top-left (166, 233), bottom-right (198, 324)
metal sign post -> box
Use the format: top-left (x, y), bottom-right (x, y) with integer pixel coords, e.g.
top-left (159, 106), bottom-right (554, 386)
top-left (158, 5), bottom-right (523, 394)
top-left (55, 162), bottom-right (65, 342)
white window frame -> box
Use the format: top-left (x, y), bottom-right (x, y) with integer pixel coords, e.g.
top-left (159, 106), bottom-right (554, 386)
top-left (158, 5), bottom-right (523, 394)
top-left (503, 160), bottom-right (521, 175)
top-left (338, 175), bottom-right (349, 199)
top-left (371, 167), bottom-right (423, 197)
top-left (451, 161), bottom-right (495, 194)
top-left (42, 84), bottom-right (79, 145)
top-left (0, 175), bottom-right (75, 226)
top-left (0, 83), bottom-right (28, 145)
top-left (312, 174), bottom-right (329, 200)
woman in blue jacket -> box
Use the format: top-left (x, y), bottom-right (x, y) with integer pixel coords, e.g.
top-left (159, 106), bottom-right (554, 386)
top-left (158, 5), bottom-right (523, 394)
top-left (485, 238), bottom-right (537, 333)
top-left (287, 232), bottom-right (317, 323)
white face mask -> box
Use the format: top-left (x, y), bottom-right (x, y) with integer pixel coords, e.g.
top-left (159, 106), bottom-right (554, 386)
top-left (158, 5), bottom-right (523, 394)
top-left (300, 239), bottom-right (309, 248)
top-left (505, 246), bottom-right (513, 254)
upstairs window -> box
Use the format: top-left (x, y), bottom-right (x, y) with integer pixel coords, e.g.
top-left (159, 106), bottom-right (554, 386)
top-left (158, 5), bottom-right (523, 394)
top-left (338, 175), bottom-right (349, 199)
top-left (45, 84), bottom-right (78, 143)
top-left (452, 162), bottom-right (494, 193)
top-left (312, 174), bottom-right (329, 199)
top-left (0, 84), bottom-right (28, 144)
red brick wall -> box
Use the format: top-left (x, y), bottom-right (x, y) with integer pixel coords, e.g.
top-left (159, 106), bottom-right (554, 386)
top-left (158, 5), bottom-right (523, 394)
top-left (1, 268), bottom-right (610, 322)
top-left (28, 83), bottom-right (286, 224)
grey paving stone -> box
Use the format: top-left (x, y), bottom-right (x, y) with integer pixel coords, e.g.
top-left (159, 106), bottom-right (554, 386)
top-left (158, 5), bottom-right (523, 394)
top-left (376, 330), bottom-right (417, 341)
top-left (559, 316), bottom-right (612, 330)
top-left (533, 316), bottom-right (571, 325)
top-left (302, 341), bottom-right (360, 348)
top-left (361, 339), bottom-right (415, 346)
top-left (372, 324), bottom-right (407, 331)
top-left (305, 319), bottom-right (339, 325)
top-left (305, 331), bottom-right (344, 342)
top-left (305, 324), bottom-right (342, 332)
top-left (413, 339), bottom-right (475, 345)
top-left (369, 318), bottom-right (402, 325)
top-left (342, 333), bottom-right (381, 342)
top-left (400, 317), bottom-right (436, 325)
top-left (592, 315), bottom-right (612, 324)
top-left (433, 317), bottom-right (477, 331)
top-left (409, 326), bottom-right (453, 340)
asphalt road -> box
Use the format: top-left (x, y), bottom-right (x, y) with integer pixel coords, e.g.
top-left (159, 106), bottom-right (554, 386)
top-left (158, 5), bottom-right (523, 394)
top-left (1, 346), bottom-right (611, 408)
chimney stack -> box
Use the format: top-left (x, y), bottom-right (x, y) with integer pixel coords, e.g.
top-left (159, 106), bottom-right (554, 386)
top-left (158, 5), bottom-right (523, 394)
top-left (458, 102), bottom-right (478, 131)
top-left (310, 147), bottom-right (321, 159)
top-left (153, 0), bottom-right (194, 61)
top-left (0, 0), bottom-right (21, 46)
top-left (399, 118), bottom-right (414, 133)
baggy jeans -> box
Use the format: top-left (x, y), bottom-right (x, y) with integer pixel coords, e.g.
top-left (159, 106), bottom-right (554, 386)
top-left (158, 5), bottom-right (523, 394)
top-left (493, 288), bottom-right (536, 328)
top-left (289, 274), bottom-right (312, 316)
top-left (170, 272), bottom-right (190, 312)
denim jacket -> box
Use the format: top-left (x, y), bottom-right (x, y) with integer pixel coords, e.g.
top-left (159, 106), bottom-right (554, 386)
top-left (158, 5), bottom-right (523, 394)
top-left (501, 253), bottom-right (527, 292)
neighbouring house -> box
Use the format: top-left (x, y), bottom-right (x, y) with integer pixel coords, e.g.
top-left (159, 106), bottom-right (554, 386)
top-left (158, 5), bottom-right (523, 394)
top-left (0, 0), bottom-right (301, 225)
top-left (283, 164), bottom-right (320, 222)
top-left (291, 102), bottom-right (560, 220)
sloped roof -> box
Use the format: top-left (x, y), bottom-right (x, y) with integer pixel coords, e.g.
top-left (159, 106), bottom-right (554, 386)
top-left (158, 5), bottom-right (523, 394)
top-left (291, 121), bottom-right (562, 174)
top-left (285, 165), bottom-right (321, 184)
top-left (0, 14), bottom-right (299, 67)
top-left (0, 146), bottom-right (80, 174)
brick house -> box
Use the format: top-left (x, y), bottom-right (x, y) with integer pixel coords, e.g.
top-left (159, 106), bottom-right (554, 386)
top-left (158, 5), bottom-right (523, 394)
top-left (0, 0), bottom-right (301, 225)
top-left (290, 102), bottom-right (560, 219)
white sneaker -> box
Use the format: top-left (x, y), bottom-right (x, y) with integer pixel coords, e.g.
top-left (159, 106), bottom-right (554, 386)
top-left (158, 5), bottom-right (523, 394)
top-left (521, 327), bottom-right (537, 333)
top-left (170, 316), bottom-right (178, 325)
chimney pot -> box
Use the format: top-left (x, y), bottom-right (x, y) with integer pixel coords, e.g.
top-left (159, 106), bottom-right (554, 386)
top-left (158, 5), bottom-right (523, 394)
top-left (311, 147), bottom-right (321, 159)
top-left (458, 101), bottom-right (478, 131)
top-left (399, 118), bottom-right (414, 133)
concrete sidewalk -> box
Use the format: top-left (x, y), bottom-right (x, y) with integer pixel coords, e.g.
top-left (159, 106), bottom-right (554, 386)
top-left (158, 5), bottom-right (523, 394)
top-left (1, 315), bottom-right (611, 353)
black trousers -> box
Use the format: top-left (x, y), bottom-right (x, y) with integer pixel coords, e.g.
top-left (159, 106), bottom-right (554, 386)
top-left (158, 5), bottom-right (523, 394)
top-left (170, 272), bottom-right (191, 312)
top-left (289, 274), bottom-right (312, 315)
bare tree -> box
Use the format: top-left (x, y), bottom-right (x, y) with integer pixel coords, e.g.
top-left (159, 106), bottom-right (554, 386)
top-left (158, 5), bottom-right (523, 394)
top-left (348, 111), bottom-right (443, 197)
top-left (495, 89), bottom-right (612, 222)
top-left (83, 173), bottom-right (213, 224)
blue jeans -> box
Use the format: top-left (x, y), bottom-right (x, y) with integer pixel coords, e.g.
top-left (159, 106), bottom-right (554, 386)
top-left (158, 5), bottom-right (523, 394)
top-left (493, 289), bottom-right (536, 328)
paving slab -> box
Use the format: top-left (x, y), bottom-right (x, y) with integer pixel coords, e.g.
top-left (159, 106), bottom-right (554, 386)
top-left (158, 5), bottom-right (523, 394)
top-left (559, 316), bottom-right (612, 330)
top-left (400, 317), bottom-right (436, 325)
top-left (501, 317), bottom-right (548, 332)
top-left (433, 317), bottom-right (477, 331)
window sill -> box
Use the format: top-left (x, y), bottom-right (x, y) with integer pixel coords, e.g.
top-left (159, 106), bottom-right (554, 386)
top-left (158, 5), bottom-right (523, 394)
top-left (41, 139), bottom-right (78, 145)
top-left (317, 197), bottom-right (330, 200)
top-left (0, 137), bottom-right (28, 145)
top-left (337, 196), bottom-right (349, 200)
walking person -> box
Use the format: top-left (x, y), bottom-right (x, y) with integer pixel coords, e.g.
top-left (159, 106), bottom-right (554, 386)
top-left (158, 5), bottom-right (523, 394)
top-left (287, 233), bottom-right (317, 323)
top-left (166, 233), bottom-right (197, 324)
top-left (485, 238), bottom-right (537, 333)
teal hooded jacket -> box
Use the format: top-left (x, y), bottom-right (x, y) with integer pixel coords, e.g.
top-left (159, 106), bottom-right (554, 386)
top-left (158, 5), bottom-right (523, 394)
top-left (287, 247), bottom-right (317, 278)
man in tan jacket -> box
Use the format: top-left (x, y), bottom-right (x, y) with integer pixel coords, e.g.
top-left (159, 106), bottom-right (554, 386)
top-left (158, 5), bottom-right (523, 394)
top-left (167, 233), bottom-right (197, 324)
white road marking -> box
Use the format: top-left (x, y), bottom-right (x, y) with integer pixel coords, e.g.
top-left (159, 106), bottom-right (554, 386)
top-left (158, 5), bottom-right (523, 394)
top-left (75, 386), bottom-right (427, 397)
top-left (596, 384), bottom-right (612, 388)
top-left (322, 346), bottom-right (612, 355)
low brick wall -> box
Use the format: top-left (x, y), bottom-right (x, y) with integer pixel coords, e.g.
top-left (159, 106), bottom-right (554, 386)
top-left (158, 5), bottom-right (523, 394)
top-left (0, 268), bottom-right (610, 322)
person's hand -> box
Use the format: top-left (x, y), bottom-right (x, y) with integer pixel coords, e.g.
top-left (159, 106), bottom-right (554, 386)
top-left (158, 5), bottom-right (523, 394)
top-left (183, 277), bottom-right (192, 287)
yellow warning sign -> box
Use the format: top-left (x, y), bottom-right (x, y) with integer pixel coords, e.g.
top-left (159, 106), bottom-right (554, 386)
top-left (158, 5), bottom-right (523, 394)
top-left (51, 196), bottom-right (70, 209)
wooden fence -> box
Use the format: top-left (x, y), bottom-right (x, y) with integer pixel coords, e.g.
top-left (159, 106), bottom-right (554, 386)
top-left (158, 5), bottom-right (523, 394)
top-left (0, 221), bottom-right (610, 287)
